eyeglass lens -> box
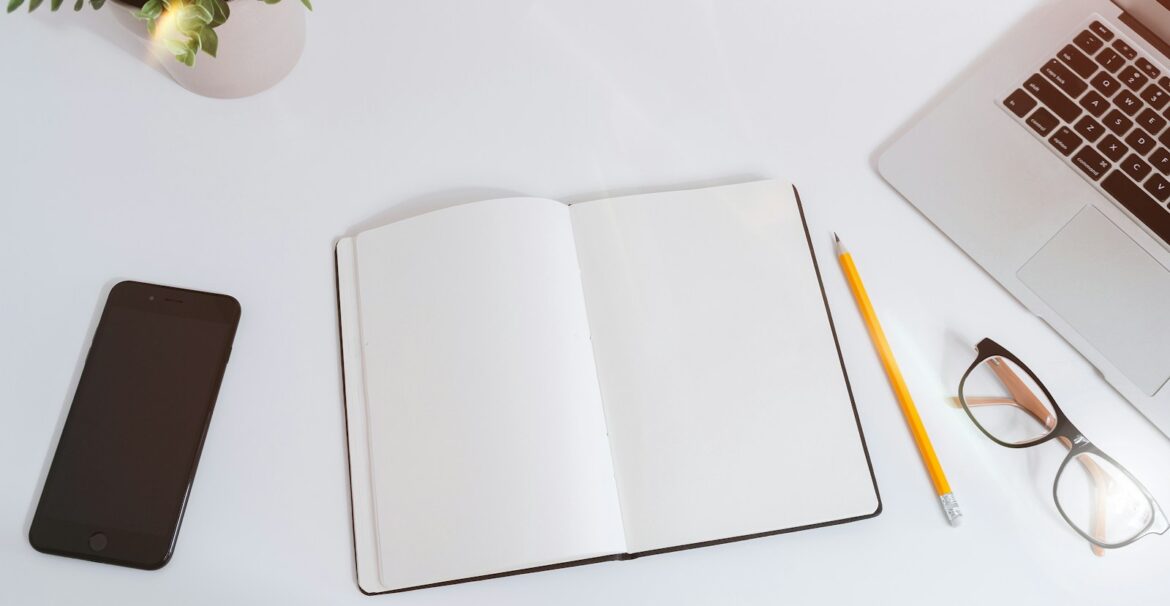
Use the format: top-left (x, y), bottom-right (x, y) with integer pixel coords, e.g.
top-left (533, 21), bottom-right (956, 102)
top-left (1056, 451), bottom-right (1154, 546)
top-left (961, 355), bottom-right (1057, 445)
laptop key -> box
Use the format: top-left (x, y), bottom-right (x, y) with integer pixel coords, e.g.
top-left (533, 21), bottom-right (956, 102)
top-left (1080, 90), bottom-right (1110, 116)
top-left (1098, 134), bottom-right (1130, 161)
top-left (1102, 171), bottom-right (1170, 244)
top-left (1074, 115), bottom-right (1106, 142)
top-left (1122, 153), bottom-right (1153, 181)
top-left (1103, 109), bottom-right (1134, 135)
top-left (1075, 30), bottom-right (1105, 54)
top-left (1161, 76), bottom-right (1170, 93)
top-left (1145, 174), bottom-right (1170, 202)
top-left (1140, 84), bottom-right (1170, 111)
top-left (1137, 107), bottom-right (1167, 134)
top-left (1113, 39), bottom-right (1138, 60)
top-left (1027, 107), bottom-right (1060, 135)
top-left (1004, 89), bottom-right (1037, 118)
top-left (1072, 145), bottom-right (1111, 181)
top-left (1115, 89), bottom-right (1144, 116)
top-left (1126, 128), bottom-right (1156, 155)
top-left (1151, 148), bottom-right (1170, 175)
top-left (1050, 126), bottom-right (1083, 156)
top-left (1058, 45), bottom-right (1098, 79)
top-left (1137, 58), bottom-right (1161, 80)
top-left (1043, 59), bottom-right (1089, 97)
top-left (1091, 72), bottom-right (1121, 97)
top-left (1025, 74), bottom-right (1083, 121)
top-left (1096, 47), bottom-right (1125, 73)
top-left (1119, 65), bottom-right (1150, 91)
top-left (1090, 21), bottom-right (1114, 41)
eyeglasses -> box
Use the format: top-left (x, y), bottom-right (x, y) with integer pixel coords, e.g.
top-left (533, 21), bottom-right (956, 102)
top-left (957, 338), bottom-right (1168, 554)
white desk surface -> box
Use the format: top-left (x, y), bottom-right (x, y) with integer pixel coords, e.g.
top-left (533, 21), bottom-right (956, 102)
top-left (3, 1), bottom-right (1170, 604)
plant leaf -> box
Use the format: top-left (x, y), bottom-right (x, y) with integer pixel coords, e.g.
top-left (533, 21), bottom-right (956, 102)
top-left (175, 4), bottom-right (212, 31)
top-left (140, 0), bottom-right (161, 17)
top-left (51, 0), bottom-right (63, 10)
top-left (209, 0), bottom-right (228, 27)
top-left (28, 0), bottom-right (43, 11)
top-left (89, 0), bottom-right (104, 9)
top-left (182, 35), bottom-right (200, 66)
top-left (134, 0), bottom-right (161, 20)
top-left (164, 37), bottom-right (188, 57)
top-left (189, 3), bottom-right (211, 22)
top-left (7, 0), bottom-right (25, 14)
top-left (177, 15), bottom-right (207, 35)
top-left (73, 0), bottom-right (83, 11)
top-left (301, 0), bottom-right (312, 10)
top-left (198, 24), bottom-right (217, 57)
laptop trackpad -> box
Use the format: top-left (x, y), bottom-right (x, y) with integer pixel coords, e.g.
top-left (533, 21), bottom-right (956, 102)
top-left (1018, 207), bottom-right (1170, 395)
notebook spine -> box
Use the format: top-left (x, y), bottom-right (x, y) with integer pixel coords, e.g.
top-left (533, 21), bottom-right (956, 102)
top-left (335, 237), bottom-right (387, 594)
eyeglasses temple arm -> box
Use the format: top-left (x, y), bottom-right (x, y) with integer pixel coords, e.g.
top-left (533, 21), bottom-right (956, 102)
top-left (1056, 436), bottom-right (1109, 556)
top-left (960, 395), bottom-right (1057, 430)
top-left (984, 361), bottom-right (1059, 430)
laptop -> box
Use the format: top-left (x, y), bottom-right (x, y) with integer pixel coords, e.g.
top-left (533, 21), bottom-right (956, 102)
top-left (878, 0), bottom-right (1170, 436)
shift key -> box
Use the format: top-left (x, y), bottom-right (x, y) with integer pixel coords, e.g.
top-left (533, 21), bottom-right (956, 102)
top-left (1025, 74), bottom-right (1083, 122)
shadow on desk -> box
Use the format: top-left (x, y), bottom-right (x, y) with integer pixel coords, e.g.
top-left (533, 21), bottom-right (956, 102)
top-left (339, 173), bottom-right (767, 237)
top-left (31, 7), bottom-right (169, 79)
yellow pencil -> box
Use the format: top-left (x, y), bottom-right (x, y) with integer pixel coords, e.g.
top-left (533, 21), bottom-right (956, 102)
top-left (835, 233), bottom-right (962, 527)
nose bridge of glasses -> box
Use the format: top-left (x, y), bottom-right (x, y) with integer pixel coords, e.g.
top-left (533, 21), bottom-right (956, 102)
top-left (1056, 434), bottom-right (1091, 450)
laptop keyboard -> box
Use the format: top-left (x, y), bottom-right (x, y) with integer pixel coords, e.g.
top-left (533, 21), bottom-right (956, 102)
top-left (1001, 18), bottom-right (1170, 246)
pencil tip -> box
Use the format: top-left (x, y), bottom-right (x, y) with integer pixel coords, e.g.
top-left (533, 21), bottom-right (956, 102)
top-left (833, 232), bottom-right (839, 242)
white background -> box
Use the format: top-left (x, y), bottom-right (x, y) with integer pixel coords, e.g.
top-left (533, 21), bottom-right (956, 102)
top-left (3, 1), bottom-right (1170, 604)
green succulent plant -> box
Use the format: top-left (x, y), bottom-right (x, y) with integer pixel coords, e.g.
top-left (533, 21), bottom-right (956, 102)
top-left (6, 0), bottom-right (312, 67)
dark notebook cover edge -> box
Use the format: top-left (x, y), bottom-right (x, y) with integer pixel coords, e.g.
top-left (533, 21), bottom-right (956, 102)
top-left (334, 241), bottom-right (369, 594)
top-left (791, 184), bottom-right (883, 517)
top-left (335, 183), bottom-right (882, 595)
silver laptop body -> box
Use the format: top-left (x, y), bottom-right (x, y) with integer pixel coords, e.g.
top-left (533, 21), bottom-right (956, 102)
top-left (879, 0), bottom-right (1170, 436)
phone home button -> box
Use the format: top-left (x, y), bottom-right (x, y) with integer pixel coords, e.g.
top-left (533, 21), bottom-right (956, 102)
top-left (88, 532), bottom-right (107, 552)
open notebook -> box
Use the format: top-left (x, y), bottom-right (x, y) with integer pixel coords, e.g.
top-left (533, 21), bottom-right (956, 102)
top-left (335, 180), bottom-right (880, 594)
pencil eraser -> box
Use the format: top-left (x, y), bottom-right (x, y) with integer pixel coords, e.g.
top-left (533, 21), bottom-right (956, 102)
top-left (940, 493), bottom-right (962, 527)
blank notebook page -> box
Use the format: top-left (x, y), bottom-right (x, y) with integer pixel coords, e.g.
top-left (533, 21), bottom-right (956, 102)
top-left (570, 181), bottom-right (879, 553)
top-left (353, 198), bottom-right (626, 590)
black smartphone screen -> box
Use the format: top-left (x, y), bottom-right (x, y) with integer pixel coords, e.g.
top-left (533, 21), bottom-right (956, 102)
top-left (30, 281), bottom-right (239, 569)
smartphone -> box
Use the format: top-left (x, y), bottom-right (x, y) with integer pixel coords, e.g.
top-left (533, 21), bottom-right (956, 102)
top-left (29, 281), bottom-right (240, 569)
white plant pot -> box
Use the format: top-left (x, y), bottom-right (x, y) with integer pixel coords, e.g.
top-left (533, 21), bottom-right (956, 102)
top-left (112, 1), bottom-right (305, 98)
